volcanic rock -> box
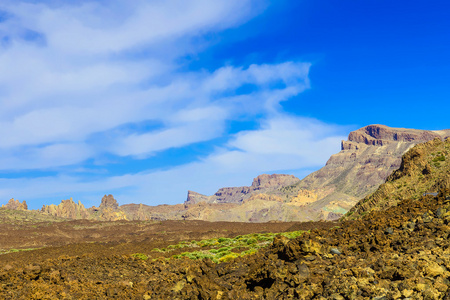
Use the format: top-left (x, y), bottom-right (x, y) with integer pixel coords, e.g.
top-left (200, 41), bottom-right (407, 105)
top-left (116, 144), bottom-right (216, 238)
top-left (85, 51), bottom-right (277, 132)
top-left (186, 174), bottom-right (299, 205)
top-left (99, 194), bottom-right (119, 210)
top-left (2, 198), bottom-right (28, 210)
top-left (41, 198), bottom-right (90, 219)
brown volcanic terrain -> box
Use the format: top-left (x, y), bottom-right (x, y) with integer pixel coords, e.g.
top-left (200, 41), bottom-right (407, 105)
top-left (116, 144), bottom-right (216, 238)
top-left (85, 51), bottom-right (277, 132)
top-left (3, 172), bottom-right (450, 298)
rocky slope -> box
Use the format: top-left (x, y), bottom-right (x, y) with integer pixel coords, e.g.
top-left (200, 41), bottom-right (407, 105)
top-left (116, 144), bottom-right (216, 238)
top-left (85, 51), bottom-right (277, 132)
top-left (344, 137), bottom-right (450, 220)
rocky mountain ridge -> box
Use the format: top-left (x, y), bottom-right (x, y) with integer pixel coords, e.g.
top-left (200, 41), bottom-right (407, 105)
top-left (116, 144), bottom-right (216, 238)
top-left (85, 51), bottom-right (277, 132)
top-left (4, 124), bottom-right (450, 222)
top-left (186, 174), bottom-right (299, 205)
top-left (180, 124), bottom-right (450, 221)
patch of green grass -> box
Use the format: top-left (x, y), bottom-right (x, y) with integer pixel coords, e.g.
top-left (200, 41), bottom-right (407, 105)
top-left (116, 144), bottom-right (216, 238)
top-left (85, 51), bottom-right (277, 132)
top-left (0, 248), bottom-right (37, 255)
top-left (433, 155), bottom-right (446, 162)
top-left (131, 253), bottom-right (148, 260)
top-left (151, 230), bottom-right (305, 263)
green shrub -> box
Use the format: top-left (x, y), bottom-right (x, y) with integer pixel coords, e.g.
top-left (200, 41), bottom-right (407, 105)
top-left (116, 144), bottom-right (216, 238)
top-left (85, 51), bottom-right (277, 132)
top-left (218, 237), bottom-right (231, 243)
top-left (433, 155), bottom-right (445, 162)
top-left (131, 253), bottom-right (148, 260)
top-left (155, 230), bottom-right (305, 264)
top-left (219, 253), bottom-right (239, 262)
top-left (218, 246), bottom-right (232, 253)
top-left (246, 238), bottom-right (257, 245)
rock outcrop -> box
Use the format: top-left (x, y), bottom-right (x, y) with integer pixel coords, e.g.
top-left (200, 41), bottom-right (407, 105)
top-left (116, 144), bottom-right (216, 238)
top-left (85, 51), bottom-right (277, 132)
top-left (41, 195), bottom-right (127, 221)
top-left (88, 195), bottom-right (128, 221)
top-left (2, 198), bottom-right (28, 210)
top-left (41, 198), bottom-right (90, 220)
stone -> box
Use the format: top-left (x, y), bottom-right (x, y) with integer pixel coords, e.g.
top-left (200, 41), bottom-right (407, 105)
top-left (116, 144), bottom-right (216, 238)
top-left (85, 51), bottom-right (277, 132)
top-left (384, 227), bottom-right (394, 234)
top-left (330, 248), bottom-right (342, 255)
top-left (425, 262), bottom-right (445, 277)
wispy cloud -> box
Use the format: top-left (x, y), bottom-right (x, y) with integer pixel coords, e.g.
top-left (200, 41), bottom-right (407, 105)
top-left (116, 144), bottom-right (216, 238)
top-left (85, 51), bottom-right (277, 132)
top-left (0, 0), bottom-right (350, 208)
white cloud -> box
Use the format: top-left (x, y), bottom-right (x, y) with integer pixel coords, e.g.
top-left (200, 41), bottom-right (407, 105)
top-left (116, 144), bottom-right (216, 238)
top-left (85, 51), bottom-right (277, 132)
top-left (1, 0), bottom-right (264, 55)
top-left (0, 0), bottom-right (352, 208)
top-left (0, 116), bottom-right (349, 208)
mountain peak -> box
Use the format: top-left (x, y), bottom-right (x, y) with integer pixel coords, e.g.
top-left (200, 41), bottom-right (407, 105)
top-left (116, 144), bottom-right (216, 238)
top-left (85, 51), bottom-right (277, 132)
top-left (346, 124), bottom-right (450, 148)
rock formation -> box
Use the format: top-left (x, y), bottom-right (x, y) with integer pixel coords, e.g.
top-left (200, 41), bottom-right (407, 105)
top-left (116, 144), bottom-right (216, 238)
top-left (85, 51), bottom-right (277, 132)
top-left (41, 195), bottom-right (127, 221)
top-left (186, 174), bottom-right (299, 205)
top-left (2, 198), bottom-right (28, 210)
top-left (41, 198), bottom-right (90, 220)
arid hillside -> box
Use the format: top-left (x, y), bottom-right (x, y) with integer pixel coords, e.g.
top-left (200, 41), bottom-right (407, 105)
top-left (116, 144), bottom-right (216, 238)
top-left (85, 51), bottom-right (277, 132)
top-left (344, 137), bottom-right (450, 220)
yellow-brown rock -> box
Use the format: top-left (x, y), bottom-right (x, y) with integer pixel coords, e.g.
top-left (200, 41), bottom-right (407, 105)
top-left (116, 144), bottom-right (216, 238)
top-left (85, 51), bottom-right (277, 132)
top-left (2, 198), bottom-right (28, 210)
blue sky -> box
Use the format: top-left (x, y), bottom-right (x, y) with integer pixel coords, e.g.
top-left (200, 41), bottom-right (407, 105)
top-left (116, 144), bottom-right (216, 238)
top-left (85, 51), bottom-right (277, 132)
top-left (0, 0), bottom-right (449, 209)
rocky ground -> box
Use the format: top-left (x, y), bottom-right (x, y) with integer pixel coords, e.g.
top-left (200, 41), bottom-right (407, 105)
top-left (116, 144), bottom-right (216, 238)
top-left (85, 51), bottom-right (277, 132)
top-left (2, 189), bottom-right (450, 299)
top-left (0, 214), bottom-right (334, 299)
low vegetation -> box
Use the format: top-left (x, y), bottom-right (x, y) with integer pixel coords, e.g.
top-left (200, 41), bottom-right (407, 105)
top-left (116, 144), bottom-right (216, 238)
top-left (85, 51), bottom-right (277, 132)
top-left (0, 208), bottom-right (66, 225)
top-left (148, 230), bottom-right (305, 263)
top-left (0, 248), bottom-right (37, 255)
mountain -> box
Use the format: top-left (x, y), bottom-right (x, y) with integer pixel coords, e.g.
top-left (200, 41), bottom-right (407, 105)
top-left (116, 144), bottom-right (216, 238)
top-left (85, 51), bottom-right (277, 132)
top-left (186, 174), bottom-right (299, 205)
top-left (182, 124), bottom-right (450, 221)
top-left (277, 124), bottom-right (450, 220)
top-left (5, 124), bottom-right (450, 222)
top-left (344, 136), bottom-right (450, 219)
